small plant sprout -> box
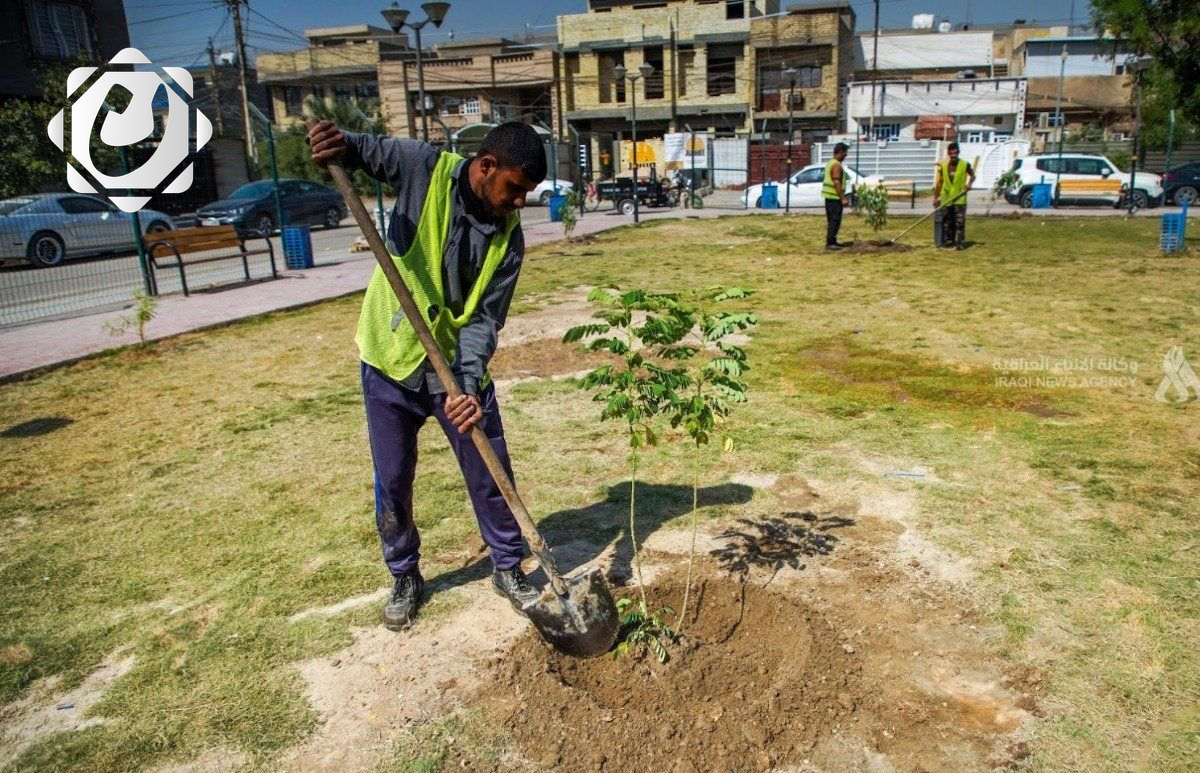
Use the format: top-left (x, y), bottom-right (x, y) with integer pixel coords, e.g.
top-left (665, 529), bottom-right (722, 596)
top-left (103, 289), bottom-right (158, 344)
top-left (990, 170), bottom-right (1020, 214)
top-left (563, 286), bottom-right (685, 660)
top-left (852, 184), bottom-right (890, 234)
top-left (645, 288), bottom-right (757, 631)
top-left (559, 188), bottom-right (579, 240)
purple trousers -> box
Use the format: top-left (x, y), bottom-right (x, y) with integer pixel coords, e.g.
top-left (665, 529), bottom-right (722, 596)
top-left (361, 361), bottom-right (525, 575)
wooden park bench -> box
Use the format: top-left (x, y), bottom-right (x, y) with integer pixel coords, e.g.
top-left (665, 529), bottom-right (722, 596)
top-left (1055, 178), bottom-right (1124, 204)
top-left (147, 225), bottom-right (277, 297)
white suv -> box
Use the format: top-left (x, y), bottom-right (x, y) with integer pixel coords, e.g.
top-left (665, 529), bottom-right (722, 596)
top-left (1005, 153), bottom-right (1164, 209)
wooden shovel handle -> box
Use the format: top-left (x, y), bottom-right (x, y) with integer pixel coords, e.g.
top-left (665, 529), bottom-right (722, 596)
top-left (323, 157), bottom-right (567, 596)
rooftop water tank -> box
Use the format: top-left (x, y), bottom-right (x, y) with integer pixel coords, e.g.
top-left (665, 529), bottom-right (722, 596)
top-left (912, 13), bottom-right (935, 29)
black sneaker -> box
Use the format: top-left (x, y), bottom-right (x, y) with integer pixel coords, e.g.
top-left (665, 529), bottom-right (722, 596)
top-left (382, 570), bottom-right (425, 631)
top-left (492, 567), bottom-right (541, 613)
top-left (955, 242), bottom-right (966, 250)
top-left (825, 243), bottom-right (844, 251)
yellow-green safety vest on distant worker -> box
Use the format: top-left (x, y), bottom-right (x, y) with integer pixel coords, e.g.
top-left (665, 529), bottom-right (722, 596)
top-left (356, 151), bottom-right (518, 384)
top-left (937, 159), bottom-right (970, 206)
top-left (822, 158), bottom-right (843, 200)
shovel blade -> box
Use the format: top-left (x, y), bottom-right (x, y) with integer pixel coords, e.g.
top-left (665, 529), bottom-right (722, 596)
top-left (522, 566), bottom-right (619, 658)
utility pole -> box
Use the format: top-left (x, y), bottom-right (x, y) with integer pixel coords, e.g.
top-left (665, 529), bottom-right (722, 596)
top-left (1053, 44), bottom-right (1066, 206)
top-left (228, 0), bottom-right (258, 177)
top-left (207, 38), bottom-right (225, 136)
top-left (867, 0), bottom-right (879, 140)
top-left (1128, 68), bottom-right (1142, 215)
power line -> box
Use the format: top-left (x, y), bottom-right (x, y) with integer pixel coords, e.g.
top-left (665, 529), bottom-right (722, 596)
top-left (128, 7), bottom-right (218, 26)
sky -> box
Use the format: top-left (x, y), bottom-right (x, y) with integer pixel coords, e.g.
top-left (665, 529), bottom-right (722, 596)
top-left (126, 0), bottom-right (1091, 70)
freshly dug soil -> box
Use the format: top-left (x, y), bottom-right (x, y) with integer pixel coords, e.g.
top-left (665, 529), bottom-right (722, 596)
top-left (478, 577), bottom-right (856, 771)
top-left (839, 241), bottom-right (913, 254)
top-left (491, 337), bottom-right (612, 381)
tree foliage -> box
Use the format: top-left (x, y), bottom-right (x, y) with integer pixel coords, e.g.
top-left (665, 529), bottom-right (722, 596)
top-left (1092, 0), bottom-right (1200, 145)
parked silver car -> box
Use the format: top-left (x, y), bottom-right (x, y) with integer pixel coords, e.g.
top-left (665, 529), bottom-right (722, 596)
top-left (0, 194), bottom-right (175, 268)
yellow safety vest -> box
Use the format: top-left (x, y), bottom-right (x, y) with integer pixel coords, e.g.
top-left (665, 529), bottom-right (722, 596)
top-left (356, 152), bottom-right (517, 384)
top-left (937, 159), bottom-right (970, 206)
top-left (822, 159), bottom-right (843, 200)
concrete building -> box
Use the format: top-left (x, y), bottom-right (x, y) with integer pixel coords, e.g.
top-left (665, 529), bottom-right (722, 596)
top-left (558, 0), bottom-right (781, 177)
top-left (1013, 36), bottom-right (1136, 143)
top-left (844, 76), bottom-right (1027, 142)
top-left (853, 29), bottom-right (998, 81)
top-left (0, 0), bottom-right (132, 101)
top-left (256, 25), bottom-right (408, 128)
top-left (378, 38), bottom-right (557, 142)
top-left (749, 2), bottom-right (857, 142)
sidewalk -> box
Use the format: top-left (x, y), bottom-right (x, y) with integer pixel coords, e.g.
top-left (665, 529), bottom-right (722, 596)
top-left (0, 204), bottom-right (745, 380)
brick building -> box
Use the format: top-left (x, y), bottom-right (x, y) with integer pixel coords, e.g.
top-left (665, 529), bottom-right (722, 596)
top-left (257, 25), bottom-right (408, 128)
top-left (378, 38), bottom-right (557, 143)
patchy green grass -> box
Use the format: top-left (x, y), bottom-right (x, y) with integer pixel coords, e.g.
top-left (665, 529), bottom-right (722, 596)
top-left (1, 212), bottom-right (1197, 771)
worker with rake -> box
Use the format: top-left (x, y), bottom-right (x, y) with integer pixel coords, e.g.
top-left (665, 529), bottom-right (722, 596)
top-left (933, 141), bottom-right (976, 250)
top-left (306, 120), bottom-right (546, 631)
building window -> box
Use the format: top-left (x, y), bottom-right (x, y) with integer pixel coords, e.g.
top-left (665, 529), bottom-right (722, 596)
top-left (644, 46), bottom-right (664, 100)
top-left (726, 0), bottom-right (744, 20)
top-left (796, 65), bottom-right (821, 88)
top-left (868, 123), bottom-right (901, 140)
top-left (600, 51), bottom-right (625, 103)
top-left (311, 85), bottom-right (325, 100)
top-left (459, 96), bottom-right (482, 116)
top-left (677, 46), bottom-right (693, 97)
top-left (355, 83), bottom-right (379, 99)
top-left (26, 1), bottom-right (93, 59)
top-left (706, 43), bottom-right (739, 97)
top-left (282, 87), bottom-right (302, 115)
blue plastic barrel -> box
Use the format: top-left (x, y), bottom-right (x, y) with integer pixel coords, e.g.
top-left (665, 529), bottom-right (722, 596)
top-left (281, 226), bottom-right (314, 270)
top-left (548, 194), bottom-right (567, 223)
top-left (761, 184), bottom-right (780, 209)
top-left (1030, 183), bottom-right (1053, 209)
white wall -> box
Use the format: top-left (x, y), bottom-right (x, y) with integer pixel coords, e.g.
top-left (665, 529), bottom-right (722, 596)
top-left (1022, 39), bottom-right (1124, 77)
top-left (853, 31), bottom-right (994, 72)
top-left (845, 78), bottom-right (1027, 136)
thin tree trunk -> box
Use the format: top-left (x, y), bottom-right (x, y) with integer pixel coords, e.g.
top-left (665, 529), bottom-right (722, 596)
top-left (630, 447), bottom-right (647, 610)
top-left (676, 440), bottom-right (700, 631)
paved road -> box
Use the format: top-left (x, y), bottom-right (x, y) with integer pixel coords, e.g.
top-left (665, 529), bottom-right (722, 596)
top-left (0, 205), bottom-right (557, 327)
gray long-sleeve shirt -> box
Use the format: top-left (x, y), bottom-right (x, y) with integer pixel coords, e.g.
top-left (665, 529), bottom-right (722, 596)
top-left (341, 133), bottom-right (524, 397)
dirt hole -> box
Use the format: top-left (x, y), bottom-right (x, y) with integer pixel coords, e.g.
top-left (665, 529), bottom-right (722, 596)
top-left (475, 576), bottom-right (855, 771)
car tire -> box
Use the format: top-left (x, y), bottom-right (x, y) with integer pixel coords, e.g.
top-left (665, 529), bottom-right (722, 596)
top-left (1129, 190), bottom-right (1149, 210)
top-left (323, 207), bottom-right (341, 229)
top-left (1018, 189), bottom-right (1034, 209)
top-left (617, 198), bottom-right (636, 216)
top-left (1174, 186), bottom-right (1198, 206)
top-left (26, 231), bottom-right (65, 268)
top-left (539, 190), bottom-right (552, 206)
top-left (754, 196), bottom-right (762, 209)
top-left (145, 220), bottom-right (171, 234)
top-left (254, 213), bottom-right (274, 235)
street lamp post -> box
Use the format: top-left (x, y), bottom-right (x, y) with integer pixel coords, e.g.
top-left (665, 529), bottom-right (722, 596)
top-left (782, 66), bottom-right (798, 215)
top-left (613, 62), bottom-right (653, 223)
top-left (1052, 44), bottom-right (1067, 207)
top-left (382, 2), bottom-right (450, 144)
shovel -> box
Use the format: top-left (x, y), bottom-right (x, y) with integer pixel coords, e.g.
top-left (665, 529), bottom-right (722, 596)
top-left (322, 157), bottom-right (620, 658)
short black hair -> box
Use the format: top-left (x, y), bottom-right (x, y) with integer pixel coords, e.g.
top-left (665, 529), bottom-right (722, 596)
top-left (834, 142), bottom-right (850, 154)
top-left (947, 141), bottom-right (960, 151)
top-left (479, 122), bottom-right (547, 182)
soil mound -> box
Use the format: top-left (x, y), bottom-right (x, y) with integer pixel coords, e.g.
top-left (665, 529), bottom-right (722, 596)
top-left (479, 577), bottom-right (855, 771)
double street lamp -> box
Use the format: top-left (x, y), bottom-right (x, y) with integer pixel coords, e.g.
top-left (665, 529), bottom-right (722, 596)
top-left (381, 1), bottom-right (451, 144)
top-left (781, 66), bottom-right (799, 215)
top-left (612, 61), bottom-right (653, 223)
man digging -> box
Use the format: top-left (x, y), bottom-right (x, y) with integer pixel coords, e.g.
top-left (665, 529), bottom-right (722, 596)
top-left (933, 141), bottom-right (976, 250)
top-left (307, 120), bottom-right (546, 630)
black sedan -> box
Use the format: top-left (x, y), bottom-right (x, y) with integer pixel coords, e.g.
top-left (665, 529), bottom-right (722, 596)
top-left (1162, 162), bottom-right (1200, 206)
top-left (195, 179), bottom-right (347, 235)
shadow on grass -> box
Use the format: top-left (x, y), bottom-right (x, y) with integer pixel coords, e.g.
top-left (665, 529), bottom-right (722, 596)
top-left (1, 416), bottom-right (73, 437)
top-left (427, 481), bottom-right (756, 596)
